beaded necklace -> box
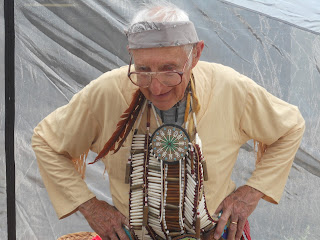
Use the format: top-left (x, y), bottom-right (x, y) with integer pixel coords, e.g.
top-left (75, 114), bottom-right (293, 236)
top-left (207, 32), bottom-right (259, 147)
top-left (126, 82), bottom-right (216, 240)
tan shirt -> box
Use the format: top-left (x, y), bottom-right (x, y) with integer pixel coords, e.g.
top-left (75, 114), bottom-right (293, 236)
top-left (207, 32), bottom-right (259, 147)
top-left (32, 61), bottom-right (305, 219)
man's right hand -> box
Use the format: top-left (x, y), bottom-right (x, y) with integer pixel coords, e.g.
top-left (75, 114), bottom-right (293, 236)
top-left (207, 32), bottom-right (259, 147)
top-left (79, 197), bottom-right (130, 240)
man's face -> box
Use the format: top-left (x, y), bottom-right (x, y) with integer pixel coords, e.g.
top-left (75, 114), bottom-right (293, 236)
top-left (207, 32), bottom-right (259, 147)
top-left (130, 46), bottom-right (192, 111)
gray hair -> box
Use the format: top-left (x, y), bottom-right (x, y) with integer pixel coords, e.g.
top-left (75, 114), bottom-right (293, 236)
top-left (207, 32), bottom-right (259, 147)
top-left (130, 2), bottom-right (190, 26)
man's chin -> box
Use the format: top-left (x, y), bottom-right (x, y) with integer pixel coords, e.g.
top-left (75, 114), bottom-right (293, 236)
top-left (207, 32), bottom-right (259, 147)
top-left (152, 101), bottom-right (175, 111)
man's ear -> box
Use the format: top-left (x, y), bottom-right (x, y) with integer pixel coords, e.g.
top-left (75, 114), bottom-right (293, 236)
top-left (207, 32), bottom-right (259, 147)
top-left (191, 41), bottom-right (205, 69)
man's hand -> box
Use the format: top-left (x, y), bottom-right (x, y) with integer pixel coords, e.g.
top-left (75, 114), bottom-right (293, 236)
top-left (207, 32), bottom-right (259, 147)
top-left (79, 197), bottom-right (130, 240)
top-left (213, 185), bottom-right (264, 240)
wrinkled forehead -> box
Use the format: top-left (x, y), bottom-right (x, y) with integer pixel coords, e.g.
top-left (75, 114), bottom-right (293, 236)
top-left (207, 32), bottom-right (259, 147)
top-left (126, 21), bottom-right (199, 49)
top-left (130, 46), bottom-right (187, 65)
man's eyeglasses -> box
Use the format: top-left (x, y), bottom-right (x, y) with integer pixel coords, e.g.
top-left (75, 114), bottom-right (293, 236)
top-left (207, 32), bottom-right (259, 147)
top-left (127, 47), bottom-right (193, 88)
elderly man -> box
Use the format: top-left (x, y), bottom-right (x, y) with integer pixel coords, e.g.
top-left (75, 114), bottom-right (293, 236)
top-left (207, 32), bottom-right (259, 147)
top-left (32, 3), bottom-right (305, 240)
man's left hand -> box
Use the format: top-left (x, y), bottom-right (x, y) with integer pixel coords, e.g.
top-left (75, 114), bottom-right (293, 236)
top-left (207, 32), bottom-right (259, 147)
top-left (213, 185), bottom-right (264, 240)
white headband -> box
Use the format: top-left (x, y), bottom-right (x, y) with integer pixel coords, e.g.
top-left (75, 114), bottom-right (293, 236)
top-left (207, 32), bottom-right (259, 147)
top-left (126, 21), bottom-right (199, 49)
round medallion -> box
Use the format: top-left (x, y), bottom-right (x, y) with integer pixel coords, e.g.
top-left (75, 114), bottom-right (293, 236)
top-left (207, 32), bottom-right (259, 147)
top-left (150, 124), bottom-right (190, 164)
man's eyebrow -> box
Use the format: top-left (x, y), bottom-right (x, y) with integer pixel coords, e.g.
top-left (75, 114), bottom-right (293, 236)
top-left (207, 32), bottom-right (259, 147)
top-left (135, 65), bottom-right (151, 71)
top-left (159, 64), bottom-right (179, 70)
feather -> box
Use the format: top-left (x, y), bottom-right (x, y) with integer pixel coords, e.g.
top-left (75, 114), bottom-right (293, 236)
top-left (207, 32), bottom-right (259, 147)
top-left (90, 89), bottom-right (145, 164)
top-left (114, 95), bottom-right (145, 153)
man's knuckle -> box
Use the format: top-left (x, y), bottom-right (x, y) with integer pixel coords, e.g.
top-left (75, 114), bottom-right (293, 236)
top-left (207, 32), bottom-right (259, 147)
top-left (229, 224), bottom-right (237, 231)
top-left (220, 215), bottom-right (229, 222)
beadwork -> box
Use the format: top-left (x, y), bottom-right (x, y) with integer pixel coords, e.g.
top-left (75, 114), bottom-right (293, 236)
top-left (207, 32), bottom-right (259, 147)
top-left (127, 95), bottom-right (215, 240)
top-left (151, 124), bottom-right (189, 164)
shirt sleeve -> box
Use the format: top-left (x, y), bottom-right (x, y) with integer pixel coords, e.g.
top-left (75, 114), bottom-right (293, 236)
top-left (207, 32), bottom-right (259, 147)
top-left (32, 86), bottom-right (101, 219)
top-left (239, 77), bottom-right (305, 204)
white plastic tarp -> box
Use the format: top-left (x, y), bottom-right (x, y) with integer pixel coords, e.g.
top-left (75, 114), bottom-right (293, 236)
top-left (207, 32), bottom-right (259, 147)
top-left (225, 0), bottom-right (320, 34)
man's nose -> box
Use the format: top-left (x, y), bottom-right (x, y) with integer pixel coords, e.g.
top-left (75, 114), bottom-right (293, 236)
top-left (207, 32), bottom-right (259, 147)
top-left (149, 76), bottom-right (164, 95)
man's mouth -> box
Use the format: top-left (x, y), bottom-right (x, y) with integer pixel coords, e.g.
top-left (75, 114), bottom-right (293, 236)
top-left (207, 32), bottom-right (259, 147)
top-left (152, 90), bottom-right (171, 100)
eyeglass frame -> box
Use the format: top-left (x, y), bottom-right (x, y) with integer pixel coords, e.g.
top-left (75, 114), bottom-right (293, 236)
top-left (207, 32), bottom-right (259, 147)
top-left (127, 46), bottom-right (194, 88)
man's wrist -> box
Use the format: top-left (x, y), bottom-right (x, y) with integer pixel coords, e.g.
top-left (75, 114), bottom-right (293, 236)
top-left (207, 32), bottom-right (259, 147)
top-left (78, 197), bottom-right (98, 213)
top-left (244, 185), bottom-right (265, 199)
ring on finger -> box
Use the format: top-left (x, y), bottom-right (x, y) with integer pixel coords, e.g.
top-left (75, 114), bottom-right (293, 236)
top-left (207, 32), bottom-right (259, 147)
top-left (231, 221), bottom-right (238, 225)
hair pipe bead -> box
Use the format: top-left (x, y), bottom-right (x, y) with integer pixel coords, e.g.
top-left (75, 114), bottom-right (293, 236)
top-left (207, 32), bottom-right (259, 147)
top-left (184, 202), bottom-right (194, 214)
top-left (148, 172), bottom-right (161, 177)
top-left (131, 172), bottom-right (144, 177)
top-left (132, 146), bottom-right (145, 150)
top-left (131, 181), bottom-right (144, 186)
top-left (132, 138), bottom-right (146, 142)
top-left (195, 216), bottom-right (200, 239)
top-left (130, 202), bottom-right (143, 207)
top-left (149, 224), bottom-right (163, 232)
top-left (186, 165), bottom-right (191, 173)
top-left (125, 162), bottom-right (131, 184)
top-left (147, 177), bottom-right (162, 183)
top-left (148, 199), bottom-right (161, 206)
top-left (200, 217), bottom-right (211, 226)
top-left (148, 207), bottom-right (159, 214)
top-left (130, 219), bottom-right (143, 223)
top-left (131, 172), bottom-right (144, 178)
top-left (131, 158), bottom-right (144, 163)
top-left (132, 165), bottom-right (144, 171)
top-left (130, 183), bottom-right (144, 190)
top-left (148, 166), bottom-right (161, 173)
top-left (148, 217), bottom-right (160, 225)
top-left (185, 197), bottom-right (194, 210)
top-left (130, 198), bottom-right (143, 203)
top-left (131, 177), bottom-right (143, 185)
top-left (130, 222), bottom-right (144, 226)
top-left (130, 209), bottom-right (143, 214)
top-left (149, 202), bottom-right (160, 209)
top-left (201, 220), bottom-right (212, 229)
top-left (131, 189), bottom-right (143, 194)
top-left (132, 153), bottom-right (144, 157)
top-left (187, 174), bottom-right (197, 187)
top-left (132, 140), bottom-right (146, 144)
top-left (130, 204), bottom-right (143, 209)
top-left (143, 206), bottom-right (149, 226)
top-left (148, 188), bottom-right (162, 195)
top-left (131, 193), bottom-right (143, 199)
top-left (186, 187), bottom-right (195, 199)
top-left (132, 143), bottom-right (145, 147)
top-left (130, 212), bottom-right (143, 217)
top-left (148, 190), bottom-right (161, 196)
top-left (184, 213), bottom-right (193, 225)
top-left (204, 222), bottom-right (215, 232)
top-left (133, 134), bottom-right (145, 137)
top-left (130, 201), bottom-right (143, 207)
top-left (132, 161), bottom-right (144, 166)
top-left (148, 196), bottom-right (160, 202)
top-left (132, 163), bottom-right (144, 168)
top-left (148, 183), bottom-right (162, 189)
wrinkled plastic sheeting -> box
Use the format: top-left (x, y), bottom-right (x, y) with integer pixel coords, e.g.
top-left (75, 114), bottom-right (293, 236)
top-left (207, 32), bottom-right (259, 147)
top-left (13, 0), bottom-right (320, 239)
top-left (0, 0), bottom-right (7, 239)
top-left (224, 0), bottom-right (320, 34)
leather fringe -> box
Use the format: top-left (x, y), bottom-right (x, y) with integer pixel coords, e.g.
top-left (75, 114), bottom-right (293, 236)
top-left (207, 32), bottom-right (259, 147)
top-left (72, 150), bottom-right (89, 179)
top-left (187, 73), bottom-right (200, 139)
top-left (190, 73), bottom-right (200, 114)
top-left (254, 140), bottom-right (267, 165)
